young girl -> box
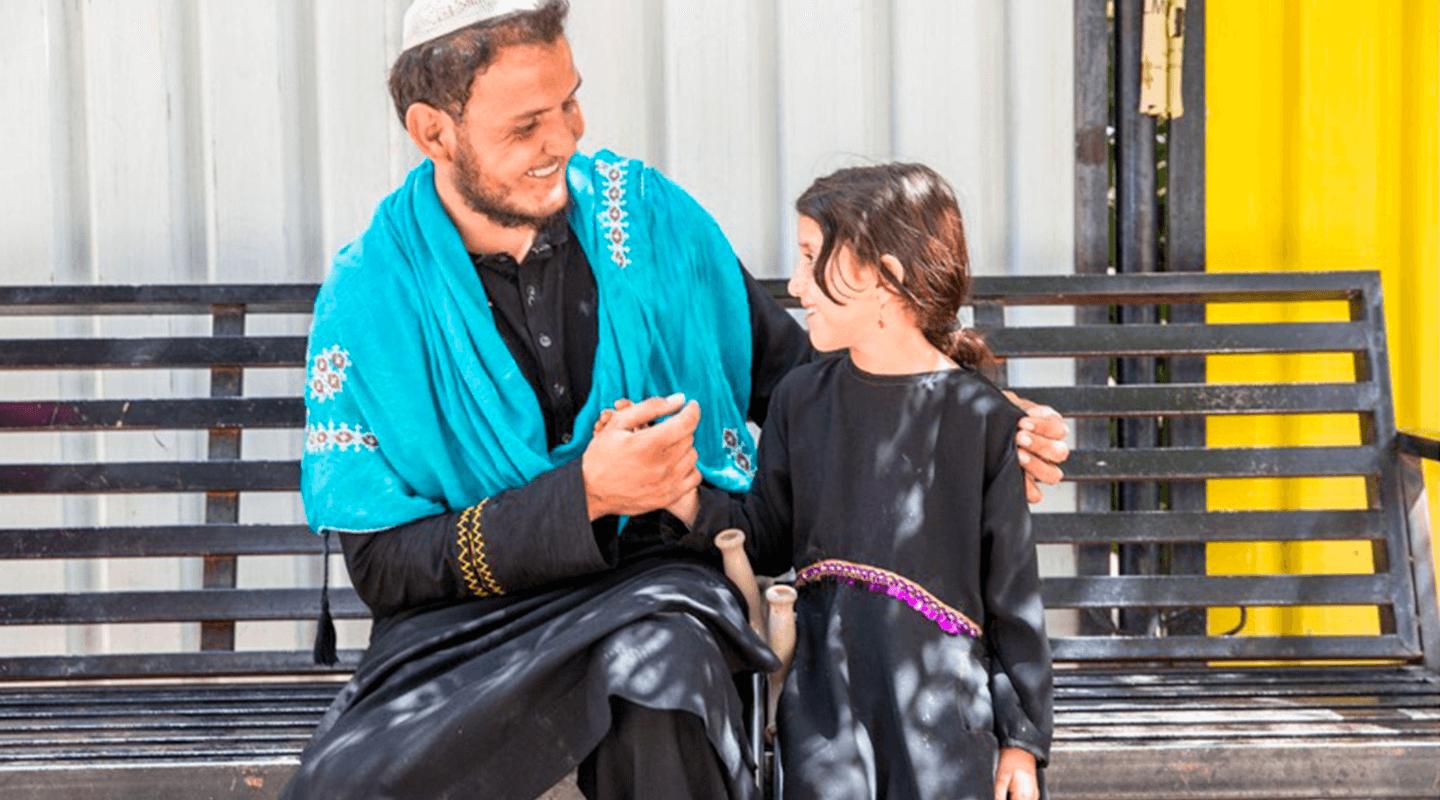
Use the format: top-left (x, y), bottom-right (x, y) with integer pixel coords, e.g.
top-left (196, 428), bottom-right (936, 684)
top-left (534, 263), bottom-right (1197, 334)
top-left (676, 163), bottom-right (1052, 800)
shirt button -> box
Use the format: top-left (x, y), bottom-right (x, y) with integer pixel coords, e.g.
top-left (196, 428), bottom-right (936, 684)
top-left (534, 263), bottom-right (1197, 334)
top-left (560, 432), bottom-right (572, 444)
top-left (537, 334), bottom-right (553, 348)
top-left (552, 383), bottom-right (566, 397)
top-left (526, 285), bottom-right (538, 305)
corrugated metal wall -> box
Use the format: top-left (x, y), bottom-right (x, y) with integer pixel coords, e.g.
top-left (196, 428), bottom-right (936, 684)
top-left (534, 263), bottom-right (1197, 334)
top-left (3, 0), bottom-right (1075, 282)
top-left (0, 0), bottom-right (1077, 656)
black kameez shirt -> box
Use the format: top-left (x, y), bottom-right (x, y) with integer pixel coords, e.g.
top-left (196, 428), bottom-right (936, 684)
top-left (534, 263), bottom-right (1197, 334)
top-left (694, 356), bottom-right (1053, 795)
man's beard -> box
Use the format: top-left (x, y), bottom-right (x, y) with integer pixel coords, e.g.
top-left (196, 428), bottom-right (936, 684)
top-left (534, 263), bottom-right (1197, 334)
top-left (453, 137), bottom-right (566, 231)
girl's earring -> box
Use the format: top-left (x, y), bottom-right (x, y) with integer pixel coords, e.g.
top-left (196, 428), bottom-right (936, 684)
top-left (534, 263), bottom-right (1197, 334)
top-left (877, 303), bottom-right (886, 329)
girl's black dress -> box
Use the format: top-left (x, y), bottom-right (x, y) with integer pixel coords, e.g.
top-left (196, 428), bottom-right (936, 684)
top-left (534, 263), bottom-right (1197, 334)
top-left (697, 354), bottom-right (1053, 800)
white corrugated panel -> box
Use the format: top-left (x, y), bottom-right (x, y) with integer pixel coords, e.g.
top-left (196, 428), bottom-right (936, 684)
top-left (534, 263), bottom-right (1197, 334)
top-left (4, 0), bottom-right (1075, 282)
top-left (0, 0), bottom-right (1077, 656)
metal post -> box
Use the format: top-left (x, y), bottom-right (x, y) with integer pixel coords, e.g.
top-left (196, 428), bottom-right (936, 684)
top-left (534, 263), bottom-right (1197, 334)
top-left (201, 304), bottom-right (244, 652)
top-left (1116, 0), bottom-right (1161, 636)
top-left (1074, 0), bottom-right (1118, 635)
top-left (1164, 0), bottom-right (1207, 636)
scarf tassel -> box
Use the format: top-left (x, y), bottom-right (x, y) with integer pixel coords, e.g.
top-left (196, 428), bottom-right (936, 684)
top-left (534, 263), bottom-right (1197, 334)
top-left (313, 529), bottom-right (338, 665)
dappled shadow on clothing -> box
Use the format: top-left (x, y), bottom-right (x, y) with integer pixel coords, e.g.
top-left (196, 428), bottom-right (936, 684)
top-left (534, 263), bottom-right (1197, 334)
top-left (285, 557), bottom-right (775, 800)
top-left (779, 586), bottom-right (997, 800)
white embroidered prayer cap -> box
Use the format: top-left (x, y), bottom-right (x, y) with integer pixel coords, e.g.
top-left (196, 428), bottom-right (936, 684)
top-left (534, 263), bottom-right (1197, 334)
top-left (402, 0), bottom-right (545, 51)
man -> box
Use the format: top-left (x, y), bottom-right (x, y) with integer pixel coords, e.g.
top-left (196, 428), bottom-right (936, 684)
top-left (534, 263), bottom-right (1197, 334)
top-left (284, 1), bottom-right (1069, 798)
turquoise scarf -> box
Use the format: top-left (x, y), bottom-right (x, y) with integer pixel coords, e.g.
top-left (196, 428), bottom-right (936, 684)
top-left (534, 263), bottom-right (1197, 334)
top-left (300, 151), bottom-right (755, 534)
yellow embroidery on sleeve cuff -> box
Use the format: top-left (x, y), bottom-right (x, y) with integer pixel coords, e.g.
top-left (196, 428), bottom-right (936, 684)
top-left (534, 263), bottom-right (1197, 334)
top-left (456, 499), bottom-right (504, 597)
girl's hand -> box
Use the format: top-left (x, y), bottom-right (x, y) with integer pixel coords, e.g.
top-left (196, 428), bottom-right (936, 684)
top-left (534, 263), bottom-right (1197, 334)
top-left (994, 747), bottom-right (1039, 800)
top-left (592, 408), bottom-right (615, 436)
top-left (667, 487), bottom-right (700, 528)
top-left (592, 398), bottom-right (634, 436)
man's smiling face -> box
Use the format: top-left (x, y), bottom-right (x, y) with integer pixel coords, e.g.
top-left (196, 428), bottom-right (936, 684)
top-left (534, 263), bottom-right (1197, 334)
top-left (449, 34), bottom-right (585, 229)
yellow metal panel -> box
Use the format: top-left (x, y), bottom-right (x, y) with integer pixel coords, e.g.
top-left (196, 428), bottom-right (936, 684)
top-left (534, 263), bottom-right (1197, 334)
top-left (1206, 0), bottom-right (1439, 638)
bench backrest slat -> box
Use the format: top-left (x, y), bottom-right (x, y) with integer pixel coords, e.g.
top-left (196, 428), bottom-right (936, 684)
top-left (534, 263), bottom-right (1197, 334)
top-left (1, 588), bottom-right (367, 626)
top-left (971, 270), bottom-right (1369, 302)
top-left (0, 461), bottom-right (301, 494)
top-left (1053, 634), bottom-right (1415, 662)
top-left (986, 321), bottom-right (1369, 357)
top-left (0, 651), bottom-right (358, 681)
top-left (1032, 510), bottom-right (1385, 543)
top-left (1016, 383), bottom-right (1380, 416)
top-left (1063, 446), bottom-right (1383, 481)
top-left (0, 398), bottom-right (304, 430)
top-left (1043, 574), bottom-right (1394, 608)
top-left (0, 284), bottom-right (318, 315)
top-left (0, 525), bottom-right (316, 558)
top-left (0, 336), bottom-right (307, 369)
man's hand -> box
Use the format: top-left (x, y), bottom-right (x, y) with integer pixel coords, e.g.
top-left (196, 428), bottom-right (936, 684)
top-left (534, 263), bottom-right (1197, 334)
top-left (593, 398), bottom-right (703, 528)
top-left (1004, 391), bottom-right (1070, 504)
top-left (994, 747), bottom-right (1039, 800)
top-left (582, 394), bottom-right (702, 520)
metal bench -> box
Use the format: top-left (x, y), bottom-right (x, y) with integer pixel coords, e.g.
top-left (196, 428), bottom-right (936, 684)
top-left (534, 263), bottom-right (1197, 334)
top-left (1, 271), bottom-right (1436, 799)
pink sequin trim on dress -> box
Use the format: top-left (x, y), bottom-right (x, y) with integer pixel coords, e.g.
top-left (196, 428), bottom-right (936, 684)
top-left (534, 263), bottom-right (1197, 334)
top-left (795, 559), bottom-right (983, 639)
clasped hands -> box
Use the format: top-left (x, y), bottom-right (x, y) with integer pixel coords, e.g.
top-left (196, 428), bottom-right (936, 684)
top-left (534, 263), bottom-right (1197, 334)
top-left (579, 391), bottom-right (1071, 522)
top-left (581, 393), bottom-right (703, 521)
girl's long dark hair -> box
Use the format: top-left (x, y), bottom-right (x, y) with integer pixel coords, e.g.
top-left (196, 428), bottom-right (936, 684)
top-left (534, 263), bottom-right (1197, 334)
top-left (796, 162), bottom-right (992, 369)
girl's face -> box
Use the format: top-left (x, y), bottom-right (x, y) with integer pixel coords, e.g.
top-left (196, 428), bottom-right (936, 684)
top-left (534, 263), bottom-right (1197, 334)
top-left (789, 215), bottom-right (884, 353)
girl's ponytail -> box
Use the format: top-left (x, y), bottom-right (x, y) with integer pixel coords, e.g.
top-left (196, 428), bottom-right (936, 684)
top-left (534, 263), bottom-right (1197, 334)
top-left (931, 326), bottom-right (994, 372)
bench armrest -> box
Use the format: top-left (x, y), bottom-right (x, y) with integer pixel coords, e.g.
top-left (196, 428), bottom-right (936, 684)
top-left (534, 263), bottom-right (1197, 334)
top-left (1400, 431), bottom-right (1440, 462)
top-left (1396, 429), bottom-right (1440, 672)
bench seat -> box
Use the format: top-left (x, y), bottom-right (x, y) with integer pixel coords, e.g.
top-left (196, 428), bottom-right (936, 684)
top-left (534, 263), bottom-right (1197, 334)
top-left (3, 668), bottom-right (1435, 799)
top-left (0, 680), bottom-right (342, 799)
top-left (1050, 666), bottom-right (1440, 798)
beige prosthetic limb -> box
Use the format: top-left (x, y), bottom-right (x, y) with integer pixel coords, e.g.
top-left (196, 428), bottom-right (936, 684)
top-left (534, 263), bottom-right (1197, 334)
top-left (716, 528), bottom-right (800, 738)
top-left (715, 528), bottom-right (765, 634)
top-left (763, 584), bottom-right (797, 732)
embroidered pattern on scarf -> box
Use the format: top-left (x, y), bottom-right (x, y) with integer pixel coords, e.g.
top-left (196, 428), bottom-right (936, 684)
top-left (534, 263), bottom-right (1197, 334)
top-left (795, 559), bottom-right (982, 638)
top-left (722, 428), bottom-right (755, 479)
top-left (309, 346), bottom-right (351, 403)
top-left (306, 421), bottom-right (379, 454)
top-left (594, 158), bottom-right (632, 269)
